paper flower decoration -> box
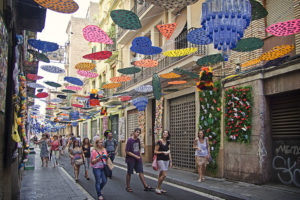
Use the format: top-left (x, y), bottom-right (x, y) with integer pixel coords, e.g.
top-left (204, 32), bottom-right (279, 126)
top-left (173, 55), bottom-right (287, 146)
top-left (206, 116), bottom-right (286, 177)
top-left (75, 62), bottom-right (96, 71)
top-left (60, 107), bottom-right (71, 110)
top-left (152, 73), bottom-right (161, 100)
top-left (36, 92), bottom-right (48, 98)
top-left (83, 25), bottom-right (113, 44)
top-left (27, 74), bottom-right (43, 81)
top-left (118, 66), bottom-right (141, 74)
top-left (160, 72), bottom-right (181, 79)
top-left (163, 48), bottom-right (197, 57)
top-left (241, 58), bottom-right (261, 67)
top-left (33, 0), bottom-right (79, 14)
top-left (233, 37), bottom-right (264, 52)
top-left (110, 10), bottom-right (141, 30)
top-left (130, 37), bottom-right (162, 55)
top-left (196, 54), bottom-right (224, 66)
top-left (259, 45), bottom-right (295, 61)
top-left (173, 68), bottom-right (199, 79)
top-left (44, 81), bottom-right (62, 88)
top-left (134, 59), bottom-right (158, 68)
top-left (27, 83), bottom-right (45, 89)
top-left (110, 76), bottom-right (131, 82)
top-left (250, 0), bottom-right (268, 21)
top-left (77, 70), bottom-right (99, 78)
top-left (266, 19), bottom-right (300, 37)
top-left (61, 89), bottom-right (76, 94)
top-left (41, 65), bottom-right (65, 73)
top-left (157, 23), bottom-right (177, 40)
top-left (66, 86), bottom-right (82, 91)
top-left (146, 0), bottom-right (199, 10)
top-left (102, 83), bottom-right (121, 89)
top-left (28, 49), bottom-right (50, 63)
top-left (120, 96), bottom-right (132, 102)
top-left (90, 99), bottom-right (100, 107)
top-left (168, 80), bottom-right (187, 85)
top-left (263, 56), bottom-right (290, 69)
top-left (196, 67), bottom-right (214, 91)
top-left (135, 85), bottom-right (153, 93)
top-left (187, 28), bottom-right (212, 45)
top-left (28, 39), bottom-right (59, 52)
top-left (64, 77), bottom-right (83, 86)
top-left (72, 104), bottom-right (83, 108)
top-left (83, 51), bottom-right (112, 60)
top-left (132, 96), bottom-right (148, 111)
top-left (57, 95), bottom-right (67, 99)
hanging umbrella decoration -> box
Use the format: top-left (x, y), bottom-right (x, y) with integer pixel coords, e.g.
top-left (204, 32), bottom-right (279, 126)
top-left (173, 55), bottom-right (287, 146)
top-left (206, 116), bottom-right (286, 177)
top-left (135, 85), bottom-right (153, 93)
top-left (130, 37), bottom-right (162, 55)
top-left (28, 49), bottom-right (50, 63)
top-left (36, 92), bottom-right (48, 98)
top-left (146, 0), bottom-right (199, 10)
top-left (196, 53), bottom-right (224, 66)
top-left (64, 76), bottom-right (83, 86)
top-left (110, 75), bottom-right (131, 83)
top-left (70, 111), bottom-right (80, 120)
top-left (266, 19), bottom-right (300, 37)
top-left (75, 62), bottom-right (96, 71)
top-left (27, 74), bottom-right (43, 81)
top-left (173, 68), bottom-right (199, 79)
top-left (152, 73), bottom-right (161, 100)
top-left (132, 96), bottom-right (149, 112)
top-left (233, 37), bottom-right (264, 52)
top-left (168, 80), bottom-right (187, 85)
top-left (250, 0), bottom-right (268, 21)
top-left (83, 25), bottom-right (114, 44)
top-left (118, 66), bottom-right (141, 76)
top-left (33, 0), bottom-right (79, 14)
top-left (119, 96), bottom-right (132, 102)
top-left (110, 9), bottom-right (141, 30)
top-left (65, 85), bottom-right (82, 91)
top-left (89, 89), bottom-right (100, 107)
top-left (187, 28), bottom-right (213, 45)
top-left (28, 39), bottom-right (59, 52)
top-left (163, 47), bottom-right (198, 57)
top-left (259, 44), bottom-right (294, 61)
top-left (41, 65), bottom-right (65, 73)
top-left (196, 67), bottom-right (214, 91)
top-left (102, 83), bottom-right (122, 89)
top-left (156, 23), bottom-right (177, 40)
top-left (72, 104), bottom-right (84, 108)
top-left (57, 94), bottom-right (67, 99)
top-left (77, 70), bottom-right (99, 78)
top-left (83, 51), bottom-right (112, 60)
top-left (27, 82), bottom-right (45, 89)
top-left (134, 59), bottom-right (158, 68)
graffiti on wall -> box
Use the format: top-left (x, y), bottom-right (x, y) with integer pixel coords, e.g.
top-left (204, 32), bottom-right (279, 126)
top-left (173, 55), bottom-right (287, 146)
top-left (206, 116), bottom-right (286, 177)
top-left (272, 141), bottom-right (300, 187)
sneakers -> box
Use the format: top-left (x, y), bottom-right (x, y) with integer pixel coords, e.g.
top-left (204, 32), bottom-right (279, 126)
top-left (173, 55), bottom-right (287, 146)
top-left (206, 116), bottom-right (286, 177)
top-left (155, 188), bottom-right (161, 194)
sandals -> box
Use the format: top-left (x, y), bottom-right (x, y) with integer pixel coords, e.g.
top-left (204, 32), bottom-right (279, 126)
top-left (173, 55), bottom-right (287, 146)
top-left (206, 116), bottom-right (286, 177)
top-left (125, 187), bottom-right (133, 192)
top-left (98, 196), bottom-right (104, 200)
top-left (144, 185), bottom-right (153, 191)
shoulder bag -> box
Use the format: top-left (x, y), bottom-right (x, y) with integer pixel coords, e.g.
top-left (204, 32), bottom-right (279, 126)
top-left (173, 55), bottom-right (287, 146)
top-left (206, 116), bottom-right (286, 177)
top-left (97, 150), bottom-right (112, 178)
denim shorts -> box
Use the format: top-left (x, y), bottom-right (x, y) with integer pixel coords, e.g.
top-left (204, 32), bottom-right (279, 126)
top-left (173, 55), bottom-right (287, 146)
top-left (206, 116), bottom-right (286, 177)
top-left (127, 159), bottom-right (143, 174)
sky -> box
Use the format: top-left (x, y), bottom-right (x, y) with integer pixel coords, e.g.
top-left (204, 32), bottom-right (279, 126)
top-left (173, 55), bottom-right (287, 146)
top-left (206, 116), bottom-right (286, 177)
top-left (35, 0), bottom-right (98, 118)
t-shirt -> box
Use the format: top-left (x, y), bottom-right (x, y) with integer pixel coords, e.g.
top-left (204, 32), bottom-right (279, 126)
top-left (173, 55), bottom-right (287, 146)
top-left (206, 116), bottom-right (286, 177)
top-left (156, 140), bottom-right (170, 161)
top-left (105, 138), bottom-right (117, 152)
top-left (90, 149), bottom-right (107, 169)
top-left (125, 137), bottom-right (140, 163)
top-left (51, 140), bottom-right (60, 151)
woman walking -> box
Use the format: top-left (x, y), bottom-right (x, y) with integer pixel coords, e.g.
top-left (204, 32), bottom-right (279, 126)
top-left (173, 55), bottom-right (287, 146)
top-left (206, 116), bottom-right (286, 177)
top-left (91, 139), bottom-right (108, 200)
top-left (193, 130), bottom-right (210, 182)
top-left (82, 138), bottom-right (91, 180)
top-left (69, 140), bottom-right (84, 182)
top-left (154, 130), bottom-right (172, 194)
top-left (34, 133), bottom-right (49, 167)
top-left (51, 135), bottom-right (60, 167)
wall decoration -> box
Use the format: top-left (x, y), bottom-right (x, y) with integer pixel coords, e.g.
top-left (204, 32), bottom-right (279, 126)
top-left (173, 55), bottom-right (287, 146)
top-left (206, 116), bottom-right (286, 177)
top-left (83, 25), bottom-right (113, 44)
top-left (27, 74), bottom-right (43, 81)
top-left (160, 72), bottom-right (181, 79)
top-left (118, 117), bottom-right (126, 141)
top-left (110, 75), bottom-right (131, 82)
top-left (103, 116), bottom-right (108, 133)
top-left (163, 47), bottom-right (197, 57)
top-left (266, 19), bottom-right (300, 37)
top-left (61, 89), bottom-right (76, 94)
top-left (152, 73), bottom-right (161, 100)
top-left (110, 9), bottom-right (141, 30)
top-left (118, 66), bottom-right (141, 74)
top-left (233, 37), bottom-right (264, 52)
top-left (198, 81), bottom-right (221, 170)
top-left (33, 0), bottom-right (79, 14)
top-left (28, 49), bottom-right (50, 63)
top-left (135, 85), bottom-right (153, 93)
top-left (196, 53), bottom-right (224, 66)
top-left (36, 92), bottom-right (48, 98)
top-left (168, 80), bottom-right (187, 85)
top-left (259, 44), bottom-right (294, 61)
top-left (154, 98), bottom-right (163, 141)
top-left (138, 111), bottom-right (146, 154)
top-left (241, 58), bottom-right (261, 68)
top-left (0, 15), bottom-right (9, 113)
top-left (250, 0), bottom-right (268, 21)
top-left (187, 28), bottom-right (212, 45)
top-left (130, 37), bottom-right (162, 55)
top-left (224, 86), bottom-right (252, 143)
top-left (41, 65), bottom-right (65, 73)
top-left (28, 39), bottom-right (59, 52)
top-left (75, 62), bottom-right (96, 71)
top-left (146, 0), bottom-right (199, 10)
top-left (196, 67), bottom-right (214, 91)
top-left (173, 68), bottom-right (199, 79)
top-left (102, 83), bottom-right (121, 89)
top-left (83, 51), bottom-right (112, 60)
top-left (77, 70), bottom-right (99, 78)
top-left (44, 81), bottom-right (61, 88)
top-left (201, 0), bottom-right (251, 60)
top-left (132, 96), bottom-right (148, 111)
top-left (134, 59), bottom-right (158, 68)
top-left (64, 76), bottom-right (83, 86)
top-left (66, 85), bottom-right (82, 91)
top-left (156, 23), bottom-right (177, 40)
top-left (120, 96), bottom-right (132, 102)
top-left (27, 83), bottom-right (45, 89)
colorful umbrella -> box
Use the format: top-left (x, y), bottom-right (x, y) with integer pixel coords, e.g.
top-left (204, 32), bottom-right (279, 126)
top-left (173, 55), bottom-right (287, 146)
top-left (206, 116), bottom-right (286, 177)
top-left (152, 73), bottom-right (161, 100)
top-left (33, 0), bottom-right (79, 14)
top-left (102, 83), bottom-right (122, 89)
top-left (163, 47), bottom-right (197, 57)
top-left (83, 51), bottom-right (112, 60)
top-left (187, 28), bottom-right (212, 45)
top-left (135, 85), bottom-right (153, 93)
top-left (110, 9), bottom-right (141, 30)
top-left (66, 85), bottom-right (82, 91)
top-left (36, 92), bottom-right (48, 98)
top-left (266, 19), bottom-right (300, 37)
top-left (130, 37), bottom-right (162, 55)
top-left (77, 70), bottom-right (99, 78)
top-left (118, 66), bottom-right (141, 74)
top-left (146, 0), bottom-right (199, 10)
top-left (157, 23), bottom-right (177, 40)
top-left (44, 81), bottom-right (62, 88)
top-left (28, 39), bottom-right (59, 52)
top-left (64, 77), bottom-right (83, 86)
top-left (41, 65), bottom-right (65, 73)
top-left (27, 83), bottom-right (45, 89)
top-left (134, 59), bottom-right (158, 67)
top-left (27, 74), bottom-right (43, 81)
top-left (110, 76), bottom-right (131, 82)
top-left (83, 25), bottom-right (113, 44)
top-left (61, 89), bottom-right (76, 94)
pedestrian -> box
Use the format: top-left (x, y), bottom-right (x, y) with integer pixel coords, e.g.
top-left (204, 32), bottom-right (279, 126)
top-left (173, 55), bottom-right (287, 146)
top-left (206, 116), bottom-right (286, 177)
top-left (82, 138), bottom-right (91, 180)
top-left (193, 130), bottom-right (210, 182)
top-left (91, 139), bottom-right (108, 200)
top-left (51, 135), bottom-right (60, 167)
top-left (33, 135), bottom-right (38, 147)
top-left (104, 131), bottom-right (118, 162)
top-left (69, 140), bottom-right (84, 182)
top-left (154, 130), bottom-right (172, 194)
top-left (59, 135), bottom-right (63, 156)
top-left (34, 133), bottom-right (49, 167)
top-left (125, 128), bottom-right (152, 192)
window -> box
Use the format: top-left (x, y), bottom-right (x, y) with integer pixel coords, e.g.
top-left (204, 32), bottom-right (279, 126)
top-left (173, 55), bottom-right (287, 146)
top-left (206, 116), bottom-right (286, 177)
top-left (111, 65), bottom-right (116, 78)
top-left (175, 23), bottom-right (187, 49)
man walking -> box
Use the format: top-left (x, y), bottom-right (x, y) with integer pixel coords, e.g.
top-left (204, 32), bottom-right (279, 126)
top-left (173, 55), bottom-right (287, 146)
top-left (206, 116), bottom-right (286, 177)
top-left (104, 131), bottom-right (118, 162)
top-left (125, 128), bottom-right (152, 192)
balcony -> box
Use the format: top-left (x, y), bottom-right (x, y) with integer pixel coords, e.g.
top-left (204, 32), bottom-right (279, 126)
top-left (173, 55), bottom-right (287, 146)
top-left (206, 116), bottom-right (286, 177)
top-left (117, 2), bottom-right (164, 44)
top-left (117, 28), bottom-right (207, 92)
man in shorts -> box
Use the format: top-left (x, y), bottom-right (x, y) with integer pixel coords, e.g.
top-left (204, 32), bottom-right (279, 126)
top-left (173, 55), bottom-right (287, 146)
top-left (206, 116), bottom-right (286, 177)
top-left (125, 128), bottom-right (152, 192)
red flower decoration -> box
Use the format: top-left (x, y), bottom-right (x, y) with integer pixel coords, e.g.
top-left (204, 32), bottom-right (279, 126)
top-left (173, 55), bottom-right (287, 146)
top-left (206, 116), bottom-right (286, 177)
top-left (242, 118), bottom-right (245, 121)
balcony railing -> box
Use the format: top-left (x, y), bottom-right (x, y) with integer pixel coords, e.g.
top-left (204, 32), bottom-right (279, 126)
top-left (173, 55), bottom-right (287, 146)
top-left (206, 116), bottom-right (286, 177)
top-left (117, 2), bottom-right (152, 39)
top-left (117, 28), bottom-right (207, 92)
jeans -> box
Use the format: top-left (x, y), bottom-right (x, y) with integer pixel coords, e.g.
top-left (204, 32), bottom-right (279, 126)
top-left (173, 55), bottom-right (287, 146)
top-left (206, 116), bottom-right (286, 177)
top-left (93, 168), bottom-right (107, 197)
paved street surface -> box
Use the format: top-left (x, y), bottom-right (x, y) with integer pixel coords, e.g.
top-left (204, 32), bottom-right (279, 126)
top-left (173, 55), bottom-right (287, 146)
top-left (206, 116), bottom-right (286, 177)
top-left (59, 153), bottom-right (216, 200)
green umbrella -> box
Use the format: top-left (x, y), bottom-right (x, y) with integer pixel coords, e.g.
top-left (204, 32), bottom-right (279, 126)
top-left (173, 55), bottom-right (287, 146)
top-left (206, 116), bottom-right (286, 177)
top-left (152, 73), bottom-right (161, 100)
top-left (233, 37), bottom-right (264, 52)
top-left (118, 66), bottom-right (141, 74)
top-left (61, 89), bottom-right (76, 94)
top-left (173, 68), bottom-right (199, 79)
top-left (44, 81), bottom-right (62, 88)
top-left (196, 54), bottom-right (224, 66)
top-left (250, 0), bottom-right (268, 21)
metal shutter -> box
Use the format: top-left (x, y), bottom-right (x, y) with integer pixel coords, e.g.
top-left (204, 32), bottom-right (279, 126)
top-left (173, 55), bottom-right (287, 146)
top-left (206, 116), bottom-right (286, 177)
top-left (127, 109), bottom-right (139, 138)
top-left (270, 90), bottom-right (300, 139)
top-left (170, 94), bottom-right (196, 170)
top-left (82, 122), bottom-right (88, 138)
top-left (91, 120), bottom-right (98, 138)
top-left (266, 0), bottom-right (294, 27)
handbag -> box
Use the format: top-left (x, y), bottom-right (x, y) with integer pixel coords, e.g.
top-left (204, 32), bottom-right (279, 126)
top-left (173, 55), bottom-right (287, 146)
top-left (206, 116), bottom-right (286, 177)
top-left (97, 151), bottom-right (112, 178)
top-left (75, 158), bottom-right (84, 166)
top-left (152, 155), bottom-right (158, 171)
top-left (107, 157), bottom-right (114, 170)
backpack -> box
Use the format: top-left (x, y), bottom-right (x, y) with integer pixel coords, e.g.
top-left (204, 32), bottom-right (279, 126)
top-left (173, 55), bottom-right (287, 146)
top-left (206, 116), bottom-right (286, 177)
top-left (104, 138), bottom-right (117, 149)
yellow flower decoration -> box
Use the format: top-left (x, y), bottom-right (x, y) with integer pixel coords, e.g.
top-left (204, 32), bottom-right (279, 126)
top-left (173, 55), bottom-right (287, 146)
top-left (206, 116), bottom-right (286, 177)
top-left (102, 83), bottom-right (122, 89)
top-left (75, 62), bottom-right (96, 71)
top-left (259, 44), bottom-right (294, 61)
top-left (163, 47), bottom-right (198, 57)
top-left (160, 72), bottom-right (181, 79)
top-left (241, 58), bottom-right (261, 67)
top-left (223, 74), bottom-right (238, 80)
